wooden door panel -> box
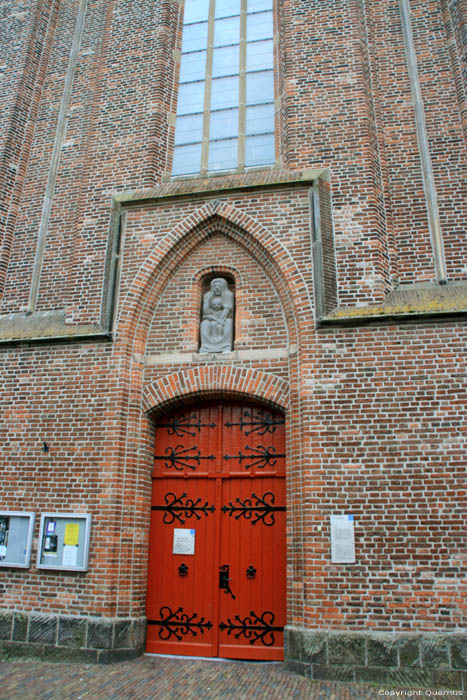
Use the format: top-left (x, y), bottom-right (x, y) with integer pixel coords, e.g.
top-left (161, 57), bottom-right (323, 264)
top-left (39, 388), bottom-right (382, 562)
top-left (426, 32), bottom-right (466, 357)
top-left (146, 477), bottom-right (219, 656)
top-left (218, 476), bottom-right (286, 660)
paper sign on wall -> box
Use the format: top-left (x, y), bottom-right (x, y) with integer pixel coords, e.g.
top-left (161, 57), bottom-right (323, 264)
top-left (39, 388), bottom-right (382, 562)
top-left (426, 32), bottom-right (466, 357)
top-left (173, 529), bottom-right (195, 555)
top-left (64, 523), bottom-right (79, 546)
top-left (330, 515), bottom-right (355, 563)
top-left (62, 545), bottom-right (78, 567)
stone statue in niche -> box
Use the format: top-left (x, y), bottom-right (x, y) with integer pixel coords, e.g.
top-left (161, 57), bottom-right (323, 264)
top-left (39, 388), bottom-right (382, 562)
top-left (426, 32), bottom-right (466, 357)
top-left (199, 278), bottom-right (234, 353)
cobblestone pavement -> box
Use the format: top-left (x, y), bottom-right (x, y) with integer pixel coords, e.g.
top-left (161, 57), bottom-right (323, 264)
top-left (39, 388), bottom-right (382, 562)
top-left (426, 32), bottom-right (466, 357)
top-left (0, 655), bottom-right (458, 700)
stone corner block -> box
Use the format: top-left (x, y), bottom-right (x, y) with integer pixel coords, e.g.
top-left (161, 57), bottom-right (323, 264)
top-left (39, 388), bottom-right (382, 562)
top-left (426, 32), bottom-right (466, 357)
top-left (284, 626), bottom-right (304, 663)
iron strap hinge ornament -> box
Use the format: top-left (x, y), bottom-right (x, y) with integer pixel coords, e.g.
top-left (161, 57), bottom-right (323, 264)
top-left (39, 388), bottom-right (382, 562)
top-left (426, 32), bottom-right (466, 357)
top-left (225, 409), bottom-right (285, 435)
top-left (219, 610), bottom-right (283, 646)
top-left (147, 607), bottom-right (213, 641)
top-left (152, 492), bottom-right (215, 524)
top-left (221, 491), bottom-right (286, 526)
top-left (223, 444), bottom-right (285, 470)
top-left (154, 445), bottom-right (215, 471)
top-left (155, 414), bottom-right (216, 437)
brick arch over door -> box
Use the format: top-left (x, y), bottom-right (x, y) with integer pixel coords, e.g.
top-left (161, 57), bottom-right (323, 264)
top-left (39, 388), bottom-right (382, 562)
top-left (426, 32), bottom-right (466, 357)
top-left (117, 200), bottom-right (311, 353)
top-left (143, 366), bottom-right (289, 414)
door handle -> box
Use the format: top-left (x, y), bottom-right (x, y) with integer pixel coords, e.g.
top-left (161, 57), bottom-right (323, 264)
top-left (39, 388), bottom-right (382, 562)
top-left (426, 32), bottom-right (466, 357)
top-left (219, 564), bottom-right (236, 599)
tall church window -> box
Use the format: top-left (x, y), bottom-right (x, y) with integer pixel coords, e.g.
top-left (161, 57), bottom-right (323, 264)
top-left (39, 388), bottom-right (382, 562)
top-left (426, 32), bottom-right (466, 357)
top-left (172, 0), bottom-right (275, 176)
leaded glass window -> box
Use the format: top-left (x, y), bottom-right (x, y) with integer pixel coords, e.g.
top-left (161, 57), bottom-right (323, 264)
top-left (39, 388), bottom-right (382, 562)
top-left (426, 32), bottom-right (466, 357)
top-left (173, 0), bottom-right (275, 176)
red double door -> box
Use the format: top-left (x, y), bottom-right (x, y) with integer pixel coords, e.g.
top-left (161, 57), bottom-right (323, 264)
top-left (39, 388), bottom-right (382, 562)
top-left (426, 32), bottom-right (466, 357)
top-left (146, 401), bottom-right (286, 660)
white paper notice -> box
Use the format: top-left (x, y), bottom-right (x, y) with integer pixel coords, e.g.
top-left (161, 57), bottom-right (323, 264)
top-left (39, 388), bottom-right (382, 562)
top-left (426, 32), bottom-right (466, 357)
top-left (62, 545), bottom-right (78, 567)
top-left (0, 545), bottom-right (6, 557)
top-left (172, 528), bottom-right (195, 556)
top-left (330, 515), bottom-right (355, 563)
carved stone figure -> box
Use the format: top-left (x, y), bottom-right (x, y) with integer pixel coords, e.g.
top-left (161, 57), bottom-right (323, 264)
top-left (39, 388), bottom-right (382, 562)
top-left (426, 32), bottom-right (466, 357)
top-left (199, 278), bottom-right (234, 353)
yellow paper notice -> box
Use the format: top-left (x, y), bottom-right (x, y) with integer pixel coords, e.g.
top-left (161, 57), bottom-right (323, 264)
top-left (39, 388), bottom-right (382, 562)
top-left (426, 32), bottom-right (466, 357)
top-left (64, 523), bottom-right (79, 546)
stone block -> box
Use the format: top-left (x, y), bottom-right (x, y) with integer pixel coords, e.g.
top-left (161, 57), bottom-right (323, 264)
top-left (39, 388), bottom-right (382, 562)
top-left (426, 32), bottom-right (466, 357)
top-left (284, 626), bottom-right (303, 662)
top-left (431, 670), bottom-right (463, 690)
top-left (12, 613), bottom-right (28, 641)
top-left (87, 620), bottom-right (114, 650)
top-left (1, 641), bottom-right (44, 660)
top-left (28, 614), bottom-right (57, 645)
top-left (97, 646), bottom-right (143, 664)
top-left (421, 637), bottom-right (449, 669)
top-left (399, 636), bottom-right (421, 667)
top-left (328, 634), bottom-right (365, 666)
top-left (42, 645), bottom-right (98, 664)
top-left (450, 635), bottom-right (467, 670)
top-left (114, 620), bottom-right (132, 649)
top-left (302, 631), bottom-right (328, 665)
top-left (0, 612), bottom-right (13, 640)
top-left (285, 659), bottom-right (309, 677)
top-left (367, 634), bottom-right (398, 667)
top-left (355, 667), bottom-right (431, 688)
top-left (58, 617), bottom-right (86, 648)
top-left (312, 665), bottom-right (355, 682)
top-left (131, 619), bottom-right (146, 647)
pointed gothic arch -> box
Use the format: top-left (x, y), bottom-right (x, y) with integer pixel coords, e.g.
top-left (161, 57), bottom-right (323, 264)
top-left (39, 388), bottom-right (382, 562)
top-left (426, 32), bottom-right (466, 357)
top-left (116, 200), bottom-right (311, 353)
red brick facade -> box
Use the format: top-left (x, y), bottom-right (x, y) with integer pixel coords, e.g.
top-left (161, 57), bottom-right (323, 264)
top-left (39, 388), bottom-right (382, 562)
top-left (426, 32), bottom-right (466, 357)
top-left (0, 0), bottom-right (466, 686)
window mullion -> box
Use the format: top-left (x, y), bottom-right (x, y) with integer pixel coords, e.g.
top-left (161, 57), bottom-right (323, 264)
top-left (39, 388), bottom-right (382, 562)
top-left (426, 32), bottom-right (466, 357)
top-left (200, 0), bottom-right (216, 174)
top-left (238, 0), bottom-right (247, 170)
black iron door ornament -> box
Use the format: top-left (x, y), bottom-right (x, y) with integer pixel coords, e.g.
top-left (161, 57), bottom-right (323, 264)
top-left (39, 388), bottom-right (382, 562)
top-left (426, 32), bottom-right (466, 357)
top-left (155, 414), bottom-right (216, 437)
top-left (246, 565), bottom-right (256, 579)
top-left (225, 409), bottom-right (285, 435)
top-left (221, 492), bottom-right (286, 526)
top-left (147, 606), bottom-right (213, 641)
top-left (219, 610), bottom-right (283, 646)
top-left (152, 491), bottom-right (215, 524)
top-left (223, 444), bottom-right (285, 470)
top-left (219, 564), bottom-right (236, 599)
top-left (154, 445), bottom-right (215, 471)
top-left (178, 563), bottom-right (188, 577)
